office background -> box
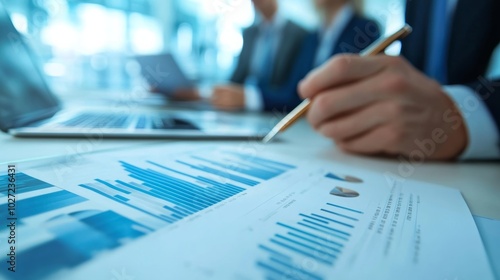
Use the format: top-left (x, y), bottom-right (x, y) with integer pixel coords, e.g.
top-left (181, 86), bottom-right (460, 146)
top-left (4, 0), bottom-right (500, 94)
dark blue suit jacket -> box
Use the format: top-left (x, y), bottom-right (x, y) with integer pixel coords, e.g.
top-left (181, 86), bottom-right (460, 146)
top-left (402, 0), bottom-right (500, 142)
top-left (257, 15), bottom-right (380, 112)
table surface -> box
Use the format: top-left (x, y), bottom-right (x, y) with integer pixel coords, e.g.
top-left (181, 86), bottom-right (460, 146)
top-left (1, 96), bottom-right (499, 220)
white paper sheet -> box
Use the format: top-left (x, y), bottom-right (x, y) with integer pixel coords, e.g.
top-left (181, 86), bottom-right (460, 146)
top-left (0, 143), bottom-right (493, 280)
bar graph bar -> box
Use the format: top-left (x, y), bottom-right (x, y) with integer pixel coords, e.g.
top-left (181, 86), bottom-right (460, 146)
top-left (79, 151), bottom-right (296, 226)
top-left (0, 173), bottom-right (88, 222)
top-left (190, 155), bottom-right (285, 180)
top-left (80, 160), bottom-right (248, 225)
top-left (0, 172), bottom-right (52, 194)
top-left (0, 173), bottom-right (154, 280)
top-left (0, 151), bottom-right (299, 279)
top-left (16, 190), bottom-right (88, 219)
top-left (256, 202), bottom-right (364, 280)
top-left (226, 151), bottom-right (297, 170)
top-left (12, 210), bottom-right (151, 280)
top-left (325, 172), bottom-right (363, 183)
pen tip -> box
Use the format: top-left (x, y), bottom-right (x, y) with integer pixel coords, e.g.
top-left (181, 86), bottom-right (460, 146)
top-left (262, 130), bottom-right (277, 144)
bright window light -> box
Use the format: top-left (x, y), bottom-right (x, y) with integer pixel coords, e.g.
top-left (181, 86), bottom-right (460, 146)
top-left (77, 4), bottom-right (111, 55)
top-left (10, 13), bottom-right (28, 34)
top-left (41, 20), bottom-right (78, 51)
top-left (130, 13), bottom-right (163, 54)
top-left (44, 61), bottom-right (66, 77)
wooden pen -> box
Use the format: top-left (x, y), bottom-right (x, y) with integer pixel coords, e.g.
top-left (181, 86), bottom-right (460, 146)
top-left (262, 24), bottom-right (413, 143)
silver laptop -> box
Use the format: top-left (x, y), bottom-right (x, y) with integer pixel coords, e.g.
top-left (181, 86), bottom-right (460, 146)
top-left (0, 2), bottom-right (270, 139)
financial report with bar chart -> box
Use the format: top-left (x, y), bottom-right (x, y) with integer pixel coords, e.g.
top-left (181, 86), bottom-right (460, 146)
top-left (0, 143), bottom-right (493, 280)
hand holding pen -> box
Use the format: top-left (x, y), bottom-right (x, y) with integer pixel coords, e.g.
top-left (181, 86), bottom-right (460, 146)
top-left (265, 24), bottom-right (468, 160)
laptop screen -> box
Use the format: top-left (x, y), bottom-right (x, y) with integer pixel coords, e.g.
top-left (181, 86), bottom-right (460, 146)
top-left (0, 1), bottom-right (60, 132)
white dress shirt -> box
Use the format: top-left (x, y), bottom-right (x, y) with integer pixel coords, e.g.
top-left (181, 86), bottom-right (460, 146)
top-left (437, 0), bottom-right (500, 159)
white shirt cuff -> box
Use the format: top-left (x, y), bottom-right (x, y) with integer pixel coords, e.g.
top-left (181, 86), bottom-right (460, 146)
top-left (443, 85), bottom-right (500, 160)
top-left (243, 78), bottom-right (264, 112)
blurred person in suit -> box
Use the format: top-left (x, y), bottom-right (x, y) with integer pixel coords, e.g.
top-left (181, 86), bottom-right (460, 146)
top-left (212, 0), bottom-right (380, 112)
top-left (210, 0), bottom-right (307, 110)
top-left (299, 0), bottom-right (500, 160)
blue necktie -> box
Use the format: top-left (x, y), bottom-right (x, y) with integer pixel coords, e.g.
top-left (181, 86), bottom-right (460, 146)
top-left (425, 0), bottom-right (449, 84)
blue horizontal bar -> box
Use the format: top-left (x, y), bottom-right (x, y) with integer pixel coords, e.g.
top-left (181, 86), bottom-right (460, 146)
top-left (297, 222), bottom-right (348, 241)
top-left (130, 173), bottom-right (222, 207)
top-left (171, 213), bottom-right (184, 220)
top-left (119, 176), bottom-right (202, 213)
top-left (275, 234), bottom-right (337, 260)
top-left (121, 163), bottom-right (230, 212)
top-left (80, 184), bottom-right (171, 224)
top-left (145, 185), bottom-right (204, 213)
top-left (226, 152), bottom-right (296, 169)
top-left (299, 214), bottom-right (329, 224)
top-left (301, 220), bottom-right (350, 237)
top-left (270, 239), bottom-right (332, 265)
top-left (146, 160), bottom-right (246, 192)
top-left (256, 261), bottom-right (294, 279)
top-left (287, 232), bottom-right (341, 253)
top-left (96, 179), bottom-right (131, 194)
top-left (123, 163), bottom-right (227, 207)
top-left (147, 161), bottom-right (236, 190)
top-left (15, 190), bottom-right (86, 219)
top-left (163, 205), bottom-right (190, 216)
top-left (311, 214), bottom-right (354, 228)
top-left (176, 160), bottom-right (260, 186)
top-left (258, 245), bottom-right (292, 260)
top-left (195, 176), bottom-right (244, 194)
top-left (174, 206), bottom-right (193, 216)
top-left (325, 173), bottom-right (344, 181)
top-left (269, 257), bottom-right (324, 280)
top-left (326, 203), bottom-right (364, 214)
top-left (159, 214), bottom-right (177, 223)
top-left (191, 156), bottom-right (279, 180)
top-left (277, 223), bottom-right (344, 247)
top-left (0, 173), bottom-right (52, 194)
top-left (148, 160), bottom-right (258, 187)
top-left (139, 168), bottom-right (231, 203)
top-left (114, 194), bottom-right (129, 202)
top-left (141, 178), bottom-right (214, 210)
top-left (320, 209), bottom-right (359, 221)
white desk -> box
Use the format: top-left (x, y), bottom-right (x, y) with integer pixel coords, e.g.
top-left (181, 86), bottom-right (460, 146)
top-left (2, 111), bottom-right (499, 219)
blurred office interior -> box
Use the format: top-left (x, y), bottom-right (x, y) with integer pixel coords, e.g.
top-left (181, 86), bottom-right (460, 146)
top-left (4, 0), bottom-right (500, 96)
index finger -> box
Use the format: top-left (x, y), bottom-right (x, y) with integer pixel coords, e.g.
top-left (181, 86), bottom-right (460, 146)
top-left (298, 54), bottom-right (388, 99)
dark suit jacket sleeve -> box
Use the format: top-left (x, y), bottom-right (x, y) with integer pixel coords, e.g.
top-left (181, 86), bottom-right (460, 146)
top-left (467, 78), bottom-right (500, 134)
top-left (257, 17), bottom-right (381, 112)
top-left (230, 28), bottom-right (254, 85)
top-left (402, 0), bottom-right (500, 85)
top-left (257, 37), bottom-right (313, 112)
top-left (230, 22), bottom-right (307, 87)
top-left (270, 22), bottom-right (308, 87)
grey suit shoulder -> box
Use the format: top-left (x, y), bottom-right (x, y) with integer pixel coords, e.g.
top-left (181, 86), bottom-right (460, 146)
top-left (230, 20), bottom-right (308, 87)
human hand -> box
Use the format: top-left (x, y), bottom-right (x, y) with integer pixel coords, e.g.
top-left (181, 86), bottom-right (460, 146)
top-left (171, 88), bottom-right (201, 101)
top-left (299, 54), bottom-right (468, 160)
top-left (211, 84), bottom-right (245, 111)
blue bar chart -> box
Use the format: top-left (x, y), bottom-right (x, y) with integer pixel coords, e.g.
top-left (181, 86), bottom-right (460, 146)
top-left (80, 151), bottom-right (296, 225)
top-left (0, 149), bottom-right (298, 279)
top-left (256, 203), bottom-right (364, 280)
top-left (0, 173), bottom-right (152, 280)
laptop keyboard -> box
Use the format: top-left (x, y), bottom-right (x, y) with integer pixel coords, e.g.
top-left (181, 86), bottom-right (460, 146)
top-left (151, 116), bottom-right (198, 130)
top-left (61, 113), bottom-right (198, 130)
